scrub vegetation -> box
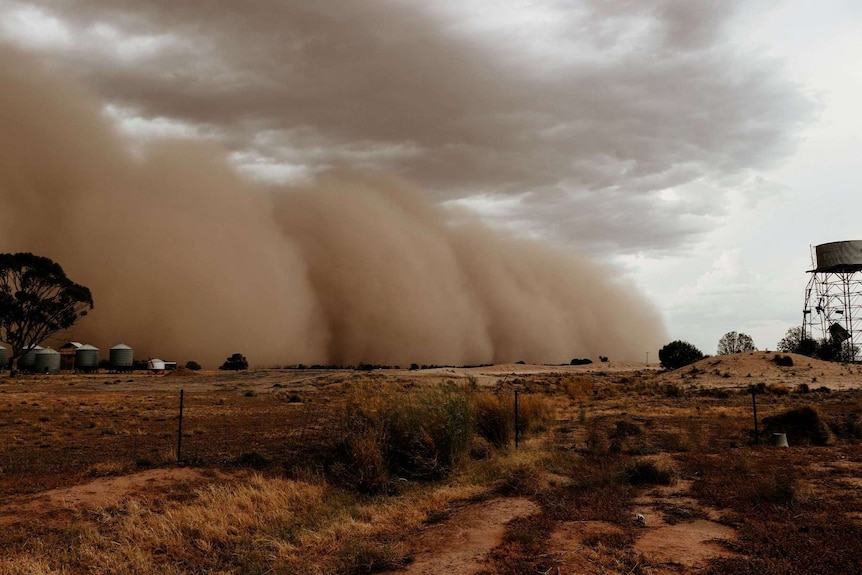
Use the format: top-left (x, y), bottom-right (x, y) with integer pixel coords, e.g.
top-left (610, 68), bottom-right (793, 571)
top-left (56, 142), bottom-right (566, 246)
top-left (0, 354), bottom-right (860, 574)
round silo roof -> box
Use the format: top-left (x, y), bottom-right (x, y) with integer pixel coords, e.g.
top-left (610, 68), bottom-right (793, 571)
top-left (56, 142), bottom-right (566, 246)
top-left (111, 343), bottom-right (132, 350)
top-left (36, 347), bottom-right (60, 355)
top-left (78, 344), bottom-right (99, 351)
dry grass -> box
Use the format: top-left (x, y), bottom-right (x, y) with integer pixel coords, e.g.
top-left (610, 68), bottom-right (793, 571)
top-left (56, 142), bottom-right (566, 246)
top-left (0, 366), bottom-right (860, 574)
top-left (0, 473), bottom-right (484, 575)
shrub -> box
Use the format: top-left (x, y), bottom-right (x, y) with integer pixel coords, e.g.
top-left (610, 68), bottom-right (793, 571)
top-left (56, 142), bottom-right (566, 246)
top-left (773, 354), bottom-right (794, 367)
top-left (763, 405), bottom-right (834, 445)
top-left (185, 361), bottom-right (202, 370)
top-left (472, 392), bottom-right (551, 448)
top-left (329, 383), bottom-right (474, 491)
top-left (612, 420), bottom-right (642, 438)
top-left (561, 376), bottom-right (595, 400)
top-left (473, 393), bottom-right (512, 447)
top-left (658, 340), bottom-right (704, 370)
top-left (622, 460), bottom-right (674, 486)
top-left (236, 451), bottom-right (270, 469)
top-left (585, 425), bottom-right (610, 456)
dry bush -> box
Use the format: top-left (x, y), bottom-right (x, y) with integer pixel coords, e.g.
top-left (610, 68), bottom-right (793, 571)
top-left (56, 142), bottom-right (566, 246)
top-left (473, 393), bottom-right (512, 447)
top-left (561, 376), bottom-right (595, 400)
top-left (328, 383), bottom-right (473, 491)
top-left (489, 451), bottom-right (552, 497)
top-left (480, 513), bottom-right (557, 575)
top-left (622, 459), bottom-right (675, 486)
top-left (684, 451), bottom-right (862, 575)
top-left (541, 454), bottom-right (636, 525)
top-left (762, 405), bottom-right (834, 446)
top-left (472, 392), bottom-right (551, 449)
top-left (516, 393), bottom-right (553, 435)
top-left (585, 424), bottom-right (610, 456)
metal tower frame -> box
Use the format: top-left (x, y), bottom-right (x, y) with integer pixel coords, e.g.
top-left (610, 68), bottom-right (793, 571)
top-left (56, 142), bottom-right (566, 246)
top-left (803, 268), bottom-right (862, 362)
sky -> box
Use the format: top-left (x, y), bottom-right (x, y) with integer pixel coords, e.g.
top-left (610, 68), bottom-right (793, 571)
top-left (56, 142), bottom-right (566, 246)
top-left (1, 0), bottom-right (860, 359)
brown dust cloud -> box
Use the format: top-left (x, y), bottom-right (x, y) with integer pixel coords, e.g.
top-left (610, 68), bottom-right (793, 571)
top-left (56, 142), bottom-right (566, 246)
top-left (0, 47), bottom-right (666, 368)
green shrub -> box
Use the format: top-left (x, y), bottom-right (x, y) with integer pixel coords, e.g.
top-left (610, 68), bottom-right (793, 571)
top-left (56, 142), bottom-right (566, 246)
top-left (658, 340), bottom-right (704, 370)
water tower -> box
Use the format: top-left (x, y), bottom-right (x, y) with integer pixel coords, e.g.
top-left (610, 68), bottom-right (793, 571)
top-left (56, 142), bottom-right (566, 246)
top-left (803, 241), bottom-right (862, 361)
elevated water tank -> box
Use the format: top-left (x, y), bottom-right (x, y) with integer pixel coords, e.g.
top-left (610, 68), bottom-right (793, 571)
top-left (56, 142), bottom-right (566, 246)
top-left (75, 344), bottom-right (100, 370)
top-left (19, 345), bottom-right (44, 370)
top-left (110, 344), bottom-right (134, 370)
top-left (0, 345), bottom-right (7, 369)
top-left (35, 347), bottom-right (61, 374)
top-left (813, 241), bottom-right (862, 272)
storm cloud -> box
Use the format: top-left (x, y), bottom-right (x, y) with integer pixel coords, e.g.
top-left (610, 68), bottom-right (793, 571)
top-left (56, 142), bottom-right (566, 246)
top-left (1, 0), bottom-right (811, 252)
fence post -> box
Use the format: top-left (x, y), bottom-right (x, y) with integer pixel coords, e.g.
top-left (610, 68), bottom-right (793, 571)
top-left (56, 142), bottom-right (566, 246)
top-left (177, 389), bottom-right (184, 464)
top-left (514, 390), bottom-right (519, 449)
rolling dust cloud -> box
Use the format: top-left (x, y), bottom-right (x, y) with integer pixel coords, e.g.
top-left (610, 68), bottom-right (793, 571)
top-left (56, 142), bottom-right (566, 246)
top-left (0, 47), bottom-right (666, 367)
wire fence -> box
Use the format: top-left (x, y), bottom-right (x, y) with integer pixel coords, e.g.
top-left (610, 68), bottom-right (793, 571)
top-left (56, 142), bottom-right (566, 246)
top-left (0, 387), bottom-right (533, 484)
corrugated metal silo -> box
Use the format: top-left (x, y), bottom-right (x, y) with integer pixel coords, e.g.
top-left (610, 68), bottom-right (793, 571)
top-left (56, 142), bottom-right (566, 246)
top-left (110, 344), bottom-right (134, 370)
top-left (0, 345), bottom-right (7, 369)
top-left (34, 347), bottom-right (61, 374)
top-left (20, 345), bottom-right (44, 370)
top-left (75, 344), bottom-right (100, 370)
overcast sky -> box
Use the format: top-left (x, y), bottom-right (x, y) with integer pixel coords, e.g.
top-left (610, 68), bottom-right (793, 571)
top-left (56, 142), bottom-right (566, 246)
top-left (2, 0), bottom-right (860, 356)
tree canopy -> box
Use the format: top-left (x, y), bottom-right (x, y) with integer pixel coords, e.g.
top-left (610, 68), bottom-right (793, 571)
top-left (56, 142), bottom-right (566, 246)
top-left (777, 326), bottom-right (810, 355)
top-left (220, 353), bottom-right (249, 371)
top-left (0, 253), bottom-right (93, 367)
top-left (658, 340), bottom-right (704, 370)
top-left (776, 326), bottom-right (857, 361)
top-left (717, 331), bottom-right (756, 355)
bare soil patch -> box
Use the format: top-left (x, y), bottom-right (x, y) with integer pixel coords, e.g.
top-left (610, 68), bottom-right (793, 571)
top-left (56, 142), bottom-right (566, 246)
top-left (634, 519), bottom-right (738, 572)
top-left (0, 467), bottom-right (223, 526)
top-left (396, 498), bottom-right (539, 575)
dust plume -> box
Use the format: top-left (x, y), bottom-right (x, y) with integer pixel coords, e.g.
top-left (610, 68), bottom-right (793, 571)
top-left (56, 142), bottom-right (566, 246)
top-left (0, 46), bottom-right (665, 367)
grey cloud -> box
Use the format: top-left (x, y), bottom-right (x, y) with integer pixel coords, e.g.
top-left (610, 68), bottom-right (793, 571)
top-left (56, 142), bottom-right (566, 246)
top-left (4, 0), bottom-right (811, 253)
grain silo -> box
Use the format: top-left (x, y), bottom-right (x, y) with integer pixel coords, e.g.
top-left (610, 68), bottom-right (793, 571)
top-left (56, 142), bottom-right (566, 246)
top-left (19, 345), bottom-right (44, 371)
top-left (75, 344), bottom-right (100, 372)
top-left (34, 347), bottom-right (61, 375)
top-left (59, 341), bottom-right (82, 370)
top-left (803, 240), bottom-right (862, 361)
top-left (0, 345), bottom-right (7, 369)
top-left (110, 344), bottom-right (134, 371)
